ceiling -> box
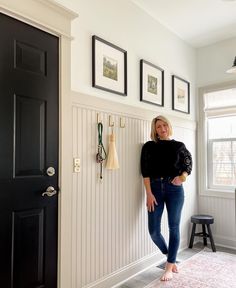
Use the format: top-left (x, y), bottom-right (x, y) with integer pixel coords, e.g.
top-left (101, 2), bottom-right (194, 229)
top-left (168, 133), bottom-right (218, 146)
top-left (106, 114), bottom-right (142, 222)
top-left (131, 0), bottom-right (236, 48)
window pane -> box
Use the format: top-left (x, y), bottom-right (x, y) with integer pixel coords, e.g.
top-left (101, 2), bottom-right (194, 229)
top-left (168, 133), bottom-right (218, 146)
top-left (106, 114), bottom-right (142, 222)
top-left (204, 88), bottom-right (236, 109)
top-left (204, 87), bottom-right (236, 191)
top-left (208, 116), bottom-right (236, 139)
top-left (234, 142), bottom-right (236, 162)
top-left (212, 141), bottom-right (236, 186)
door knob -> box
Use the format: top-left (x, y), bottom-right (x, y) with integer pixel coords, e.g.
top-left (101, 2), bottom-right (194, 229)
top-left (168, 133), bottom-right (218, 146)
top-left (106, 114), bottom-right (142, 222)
top-left (42, 186), bottom-right (57, 197)
top-left (46, 167), bottom-right (55, 176)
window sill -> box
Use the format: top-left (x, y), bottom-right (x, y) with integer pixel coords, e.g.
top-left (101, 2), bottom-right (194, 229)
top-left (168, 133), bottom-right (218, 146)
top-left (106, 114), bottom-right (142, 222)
top-left (200, 189), bottom-right (235, 199)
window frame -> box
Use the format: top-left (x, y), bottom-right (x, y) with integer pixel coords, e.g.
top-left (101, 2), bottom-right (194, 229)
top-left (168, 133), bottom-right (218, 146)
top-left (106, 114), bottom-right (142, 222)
top-left (207, 137), bottom-right (236, 191)
top-left (199, 81), bottom-right (236, 199)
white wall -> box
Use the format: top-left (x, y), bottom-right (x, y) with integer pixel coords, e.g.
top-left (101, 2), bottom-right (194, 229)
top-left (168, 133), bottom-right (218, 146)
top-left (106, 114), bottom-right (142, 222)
top-left (53, 1), bottom-right (198, 287)
top-left (56, 0), bottom-right (196, 120)
top-left (197, 39), bottom-right (236, 250)
top-left (197, 37), bottom-right (236, 87)
top-left (71, 93), bottom-right (197, 288)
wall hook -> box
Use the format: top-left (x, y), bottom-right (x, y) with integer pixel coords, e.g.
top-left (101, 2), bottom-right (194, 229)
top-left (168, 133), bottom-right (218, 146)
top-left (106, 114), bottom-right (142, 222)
top-left (109, 115), bottom-right (114, 127)
top-left (97, 113), bottom-right (102, 124)
top-left (120, 117), bottom-right (125, 128)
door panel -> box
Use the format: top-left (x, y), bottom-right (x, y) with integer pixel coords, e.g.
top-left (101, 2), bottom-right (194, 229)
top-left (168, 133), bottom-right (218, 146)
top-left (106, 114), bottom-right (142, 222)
top-left (15, 40), bottom-right (47, 76)
top-left (12, 208), bottom-right (44, 287)
top-left (0, 13), bottom-right (59, 288)
top-left (15, 95), bottom-right (46, 177)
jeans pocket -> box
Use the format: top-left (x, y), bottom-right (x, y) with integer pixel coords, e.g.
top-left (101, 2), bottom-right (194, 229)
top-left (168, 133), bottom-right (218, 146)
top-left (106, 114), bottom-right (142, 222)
top-left (168, 183), bottom-right (184, 194)
top-left (171, 182), bottom-right (182, 187)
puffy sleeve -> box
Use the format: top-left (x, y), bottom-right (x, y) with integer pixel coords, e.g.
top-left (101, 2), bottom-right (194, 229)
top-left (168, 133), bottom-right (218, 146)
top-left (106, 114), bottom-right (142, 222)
top-left (140, 142), bottom-right (152, 178)
top-left (179, 144), bottom-right (192, 175)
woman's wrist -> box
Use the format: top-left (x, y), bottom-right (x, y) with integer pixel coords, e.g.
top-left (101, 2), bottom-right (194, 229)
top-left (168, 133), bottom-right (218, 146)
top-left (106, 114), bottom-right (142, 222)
top-left (179, 172), bottom-right (188, 182)
top-left (146, 190), bottom-right (153, 195)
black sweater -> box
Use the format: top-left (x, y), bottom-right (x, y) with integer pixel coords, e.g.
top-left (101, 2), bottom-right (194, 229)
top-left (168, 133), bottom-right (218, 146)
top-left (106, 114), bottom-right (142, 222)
top-left (141, 139), bottom-right (192, 179)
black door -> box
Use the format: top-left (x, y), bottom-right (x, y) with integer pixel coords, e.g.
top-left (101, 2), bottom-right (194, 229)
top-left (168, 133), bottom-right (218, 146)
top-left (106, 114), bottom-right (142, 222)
top-left (0, 13), bottom-right (59, 288)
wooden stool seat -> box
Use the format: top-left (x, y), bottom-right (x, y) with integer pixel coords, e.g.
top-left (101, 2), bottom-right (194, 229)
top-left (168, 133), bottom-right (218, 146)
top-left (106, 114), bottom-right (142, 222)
top-left (188, 214), bottom-right (216, 252)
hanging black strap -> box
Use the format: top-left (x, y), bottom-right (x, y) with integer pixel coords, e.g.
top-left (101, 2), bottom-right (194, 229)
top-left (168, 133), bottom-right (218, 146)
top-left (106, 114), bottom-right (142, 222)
top-left (96, 122), bottom-right (106, 179)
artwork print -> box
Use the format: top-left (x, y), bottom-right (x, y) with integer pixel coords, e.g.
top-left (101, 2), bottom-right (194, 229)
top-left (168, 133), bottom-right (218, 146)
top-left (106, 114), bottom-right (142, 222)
top-left (92, 35), bottom-right (127, 96)
top-left (140, 59), bottom-right (164, 107)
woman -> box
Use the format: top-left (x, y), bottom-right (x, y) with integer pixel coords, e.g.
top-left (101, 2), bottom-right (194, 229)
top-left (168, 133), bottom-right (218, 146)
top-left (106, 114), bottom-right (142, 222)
top-left (140, 115), bottom-right (192, 281)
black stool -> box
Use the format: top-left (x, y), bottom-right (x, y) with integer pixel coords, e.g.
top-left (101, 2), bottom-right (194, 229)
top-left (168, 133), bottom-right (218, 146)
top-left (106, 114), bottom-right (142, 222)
top-left (188, 214), bottom-right (216, 252)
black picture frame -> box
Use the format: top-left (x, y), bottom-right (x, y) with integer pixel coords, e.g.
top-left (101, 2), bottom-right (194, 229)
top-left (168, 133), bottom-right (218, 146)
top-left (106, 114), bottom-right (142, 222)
top-left (172, 75), bottom-right (190, 114)
top-left (140, 59), bottom-right (164, 107)
top-left (92, 35), bottom-right (127, 96)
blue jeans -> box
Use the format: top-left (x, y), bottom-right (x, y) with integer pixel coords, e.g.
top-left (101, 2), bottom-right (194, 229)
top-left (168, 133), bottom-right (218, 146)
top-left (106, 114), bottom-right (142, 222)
top-left (148, 177), bottom-right (184, 263)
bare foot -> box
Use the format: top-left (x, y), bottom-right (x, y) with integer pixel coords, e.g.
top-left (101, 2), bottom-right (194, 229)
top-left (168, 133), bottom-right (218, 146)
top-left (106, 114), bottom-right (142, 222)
top-left (172, 263), bottom-right (179, 273)
top-left (160, 270), bottom-right (173, 281)
top-left (160, 262), bottom-right (173, 281)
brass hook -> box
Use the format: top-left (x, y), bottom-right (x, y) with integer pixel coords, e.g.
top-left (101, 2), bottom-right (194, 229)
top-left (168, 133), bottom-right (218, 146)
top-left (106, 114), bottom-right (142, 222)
top-left (109, 115), bottom-right (114, 127)
top-left (97, 113), bottom-right (102, 124)
top-left (120, 117), bottom-right (125, 128)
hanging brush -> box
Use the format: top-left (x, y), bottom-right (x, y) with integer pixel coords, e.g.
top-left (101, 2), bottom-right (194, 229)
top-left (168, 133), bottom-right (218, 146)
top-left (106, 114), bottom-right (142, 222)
top-left (106, 130), bottom-right (119, 169)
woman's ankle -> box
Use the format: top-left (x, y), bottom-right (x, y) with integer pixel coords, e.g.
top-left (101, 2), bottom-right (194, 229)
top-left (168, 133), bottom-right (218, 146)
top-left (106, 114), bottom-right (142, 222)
top-left (165, 262), bottom-right (174, 271)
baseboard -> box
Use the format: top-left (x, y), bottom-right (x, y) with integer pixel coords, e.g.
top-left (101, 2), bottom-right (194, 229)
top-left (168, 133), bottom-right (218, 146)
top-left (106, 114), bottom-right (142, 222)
top-left (188, 236), bottom-right (236, 251)
top-left (84, 238), bottom-right (189, 288)
top-left (214, 234), bottom-right (236, 250)
top-left (84, 237), bottom-right (235, 288)
top-left (83, 252), bottom-right (163, 288)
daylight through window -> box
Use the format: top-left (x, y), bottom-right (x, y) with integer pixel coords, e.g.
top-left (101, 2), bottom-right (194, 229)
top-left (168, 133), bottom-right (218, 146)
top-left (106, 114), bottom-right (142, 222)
top-left (204, 88), bottom-right (236, 191)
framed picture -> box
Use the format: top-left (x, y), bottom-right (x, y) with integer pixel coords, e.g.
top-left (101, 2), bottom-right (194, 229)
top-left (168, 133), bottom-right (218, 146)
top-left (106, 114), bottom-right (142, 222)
top-left (140, 59), bottom-right (164, 107)
top-left (172, 75), bottom-right (190, 114)
top-left (92, 35), bottom-right (127, 96)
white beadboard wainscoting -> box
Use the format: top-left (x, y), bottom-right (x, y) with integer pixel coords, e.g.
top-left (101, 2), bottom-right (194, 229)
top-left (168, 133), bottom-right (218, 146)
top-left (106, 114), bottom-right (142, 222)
top-left (71, 92), bottom-right (197, 288)
top-left (199, 195), bottom-right (236, 249)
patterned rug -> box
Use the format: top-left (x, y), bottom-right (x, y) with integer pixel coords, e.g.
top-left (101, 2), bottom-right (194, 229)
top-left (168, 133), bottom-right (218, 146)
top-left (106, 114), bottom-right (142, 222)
top-left (145, 249), bottom-right (236, 288)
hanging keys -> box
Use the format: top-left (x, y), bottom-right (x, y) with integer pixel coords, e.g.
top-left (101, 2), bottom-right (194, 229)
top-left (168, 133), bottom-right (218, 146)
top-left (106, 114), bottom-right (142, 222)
top-left (96, 123), bottom-right (107, 180)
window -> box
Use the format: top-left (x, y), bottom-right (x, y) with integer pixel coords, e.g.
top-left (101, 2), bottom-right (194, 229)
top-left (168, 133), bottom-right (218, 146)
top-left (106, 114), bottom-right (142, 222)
top-left (203, 88), bottom-right (236, 192)
top-left (207, 116), bottom-right (236, 189)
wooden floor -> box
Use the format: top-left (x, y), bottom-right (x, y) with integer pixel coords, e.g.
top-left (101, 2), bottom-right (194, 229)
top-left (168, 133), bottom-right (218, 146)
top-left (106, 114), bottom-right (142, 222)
top-left (115, 243), bottom-right (236, 288)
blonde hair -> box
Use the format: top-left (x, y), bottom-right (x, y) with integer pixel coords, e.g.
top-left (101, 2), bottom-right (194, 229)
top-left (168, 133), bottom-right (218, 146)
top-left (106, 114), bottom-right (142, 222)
top-left (150, 115), bottom-right (173, 142)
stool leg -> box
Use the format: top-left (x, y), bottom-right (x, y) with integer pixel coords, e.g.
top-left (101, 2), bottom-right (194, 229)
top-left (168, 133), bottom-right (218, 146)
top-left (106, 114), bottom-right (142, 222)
top-left (206, 224), bottom-right (216, 252)
top-left (189, 223), bottom-right (196, 248)
top-left (202, 224), bottom-right (207, 246)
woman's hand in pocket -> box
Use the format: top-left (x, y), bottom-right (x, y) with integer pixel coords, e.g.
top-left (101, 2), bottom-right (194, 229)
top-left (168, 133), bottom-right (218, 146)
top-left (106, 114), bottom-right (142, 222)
top-left (171, 176), bottom-right (183, 186)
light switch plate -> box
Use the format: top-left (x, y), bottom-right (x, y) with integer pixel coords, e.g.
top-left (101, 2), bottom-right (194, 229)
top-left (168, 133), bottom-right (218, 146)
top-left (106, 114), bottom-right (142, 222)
top-left (73, 158), bottom-right (80, 173)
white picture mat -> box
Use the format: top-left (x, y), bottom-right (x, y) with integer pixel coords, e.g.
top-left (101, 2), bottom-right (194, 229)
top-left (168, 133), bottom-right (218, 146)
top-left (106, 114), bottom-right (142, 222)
top-left (142, 62), bottom-right (163, 104)
top-left (95, 40), bottom-right (125, 94)
top-left (173, 77), bottom-right (189, 112)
